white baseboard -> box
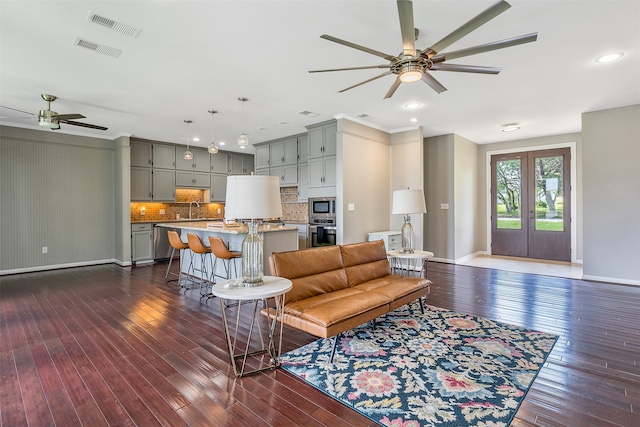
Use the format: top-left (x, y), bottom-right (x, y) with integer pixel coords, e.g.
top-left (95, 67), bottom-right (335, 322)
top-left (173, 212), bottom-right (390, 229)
top-left (582, 274), bottom-right (640, 286)
top-left (0, 259), bottom-right (118, 276)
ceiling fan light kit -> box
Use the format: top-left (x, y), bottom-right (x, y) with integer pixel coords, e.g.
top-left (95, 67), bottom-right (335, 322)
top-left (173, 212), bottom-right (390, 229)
top-left (310, 0), bottom-right (538, 99)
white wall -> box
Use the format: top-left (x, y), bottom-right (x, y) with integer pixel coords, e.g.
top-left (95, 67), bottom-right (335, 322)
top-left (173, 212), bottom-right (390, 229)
top-left (582, 105), bottom-right (640, 284)
top-left (390, 128), bottom-right (425, 250)
top-left (338, 118), bottom-right (391, 244)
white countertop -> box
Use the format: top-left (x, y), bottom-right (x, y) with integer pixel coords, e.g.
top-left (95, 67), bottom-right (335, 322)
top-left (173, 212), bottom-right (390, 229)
top-left (155, 221), bottom-right (299, 234)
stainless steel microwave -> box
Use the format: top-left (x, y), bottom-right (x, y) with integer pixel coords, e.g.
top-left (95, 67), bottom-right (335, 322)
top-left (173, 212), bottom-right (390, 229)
top-left (309, 197), bottom-right (336, 224)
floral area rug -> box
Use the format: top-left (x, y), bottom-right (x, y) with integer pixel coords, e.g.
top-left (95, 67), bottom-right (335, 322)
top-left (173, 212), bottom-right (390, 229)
top-left (280, 302), bottom-right (557, 427)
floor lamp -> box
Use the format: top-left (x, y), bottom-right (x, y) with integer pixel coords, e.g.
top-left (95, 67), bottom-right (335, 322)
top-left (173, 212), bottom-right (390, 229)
top-left (392, 189), bottom-right (427, 253)
top-left (225, 175), bottom-right (282, 286)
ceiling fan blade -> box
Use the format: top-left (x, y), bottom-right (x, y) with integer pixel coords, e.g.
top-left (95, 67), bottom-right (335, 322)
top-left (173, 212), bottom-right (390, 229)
top-left (432, 33), bottom-right (538, 62)
top-left (0, 105), bottom-right (36, 116)
top-left (423, 0), bottom-right (512, 56)
top-left (421, 72), bottom-right (447, 93)
top-left (309, 65), bottom-right (391, 73)
top-left (338, 71), bottom-right (393, 93)
top-left (320, 35), bottom-right (399, 62)
top-left (59, 120), bottom-right (108, 131)
top-left (54, 113), bottom-right (86, 120)
top-left (430, 64), bottom-right (502, 74)
top-left (397, 0), bottom-right (416, 57)
top-left (384, 76), bottom-right (403, 99)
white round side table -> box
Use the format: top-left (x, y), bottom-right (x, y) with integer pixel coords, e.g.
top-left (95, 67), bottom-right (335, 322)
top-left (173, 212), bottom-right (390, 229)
top-left (387, 249), bottom-right (434, 278)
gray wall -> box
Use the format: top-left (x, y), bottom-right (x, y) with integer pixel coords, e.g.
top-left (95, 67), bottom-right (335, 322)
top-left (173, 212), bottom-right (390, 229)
top-left (0, 126), bottom-right (122, 274)
top-left (582, 105), bottom-right (640, 283)
top-left (454, 134), bottom-right (480, 260)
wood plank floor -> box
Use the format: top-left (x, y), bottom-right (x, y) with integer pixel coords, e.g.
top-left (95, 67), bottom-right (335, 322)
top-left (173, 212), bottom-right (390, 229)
top-left (1, 261), bottom-right (638, 426)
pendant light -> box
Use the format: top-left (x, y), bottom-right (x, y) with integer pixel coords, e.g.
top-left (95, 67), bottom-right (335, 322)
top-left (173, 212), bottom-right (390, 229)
top-left (207, 110), bottom-right (219, 154)
top-left (237, 97), bottom-right (249, 148)
top-left (183, 119), bottom-right (193, 160)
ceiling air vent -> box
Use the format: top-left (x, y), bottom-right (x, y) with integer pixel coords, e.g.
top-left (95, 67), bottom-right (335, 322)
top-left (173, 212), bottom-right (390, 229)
top-left (87, 12), bottom-right (142, 37)
top-left (73, 37), bottom-right (122, 58)
top-left (298, 110), bottom-right (319, 117)
top-left (357, 113), bottom-right (374, 119)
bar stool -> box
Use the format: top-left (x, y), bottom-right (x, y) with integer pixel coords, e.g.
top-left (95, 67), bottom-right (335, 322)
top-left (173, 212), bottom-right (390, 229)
top-left (186, 233), bottom-right (213, 297)
top-left (165, 230), bottom-right (190, 288)
top-left (208, 236), bottom-right (242, 282)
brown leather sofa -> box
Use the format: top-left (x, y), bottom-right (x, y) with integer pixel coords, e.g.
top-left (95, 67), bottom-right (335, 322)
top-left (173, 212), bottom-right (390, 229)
top-left (265, 239), bottom-right (431, 360)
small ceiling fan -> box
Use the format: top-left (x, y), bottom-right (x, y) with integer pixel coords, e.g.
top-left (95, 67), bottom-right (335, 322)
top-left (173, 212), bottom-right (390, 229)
top-left (0, 94), bottom-right (108, 130)
top-left (310, 0), bottom-right (537, 99)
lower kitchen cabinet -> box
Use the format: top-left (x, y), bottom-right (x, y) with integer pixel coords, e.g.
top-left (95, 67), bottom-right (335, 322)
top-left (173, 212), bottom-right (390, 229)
top-left (132, 223), bottom-right (153, 263)
top-left (368, 231), bottom-right (402, 251)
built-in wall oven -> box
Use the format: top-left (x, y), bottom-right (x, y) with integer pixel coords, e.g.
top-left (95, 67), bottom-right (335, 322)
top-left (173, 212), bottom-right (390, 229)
top-left (308, 197), bottom-right (337, 247)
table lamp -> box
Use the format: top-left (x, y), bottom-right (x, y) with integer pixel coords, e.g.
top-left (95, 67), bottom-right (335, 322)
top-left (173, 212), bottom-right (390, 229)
top-left (392, 189), bottom-right (427, 253)
top-left (225, 175), bottom-right (283, 286)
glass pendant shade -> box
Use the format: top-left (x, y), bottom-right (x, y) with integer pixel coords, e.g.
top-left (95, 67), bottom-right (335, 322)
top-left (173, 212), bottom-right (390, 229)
top-left (208, 143), bottom-right (218, 154)
top-left (237, 132), bottom-right (249, 147)
top-left (183, 149), bottom-right (193, 160)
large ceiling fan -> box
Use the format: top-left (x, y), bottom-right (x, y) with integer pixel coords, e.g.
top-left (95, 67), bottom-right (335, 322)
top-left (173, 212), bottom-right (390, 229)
top-left (0, 94), bottom-right (108, 130)
top-left (310, 0), bottom-right (538, 99)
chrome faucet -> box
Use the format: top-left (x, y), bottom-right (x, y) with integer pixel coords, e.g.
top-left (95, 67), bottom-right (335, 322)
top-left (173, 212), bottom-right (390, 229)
top-left (189, 200), bottom-right (200, 219)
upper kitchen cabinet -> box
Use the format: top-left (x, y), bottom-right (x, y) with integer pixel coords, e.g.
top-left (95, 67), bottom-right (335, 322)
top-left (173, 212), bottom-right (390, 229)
top-left (270, 137), bottom-right (298, 167)
top-left (152, 144), bottom-right (176, 169)
top-left (254, 145), bottom-right (270, 170)
top-left (175, 170), bottom-right (210, 188)
top-left (210, 152), bottom-right (228, 174)
top-left (210, 174), bottom-right (227, 202)
top-left (131, 140), bottom-right (152, 167)
top-left (153, 169), bottom-right (176, 201)
top-left (298, 135), bottom-right (309, 164)
top-left (131, 167), bottom-right (152, 200)
top-left (229, 153), bottom-right (254, 175)
top-left (176, 147), bottom-right (210, 172)
top-left (308, 120), bottom-right (337, 159)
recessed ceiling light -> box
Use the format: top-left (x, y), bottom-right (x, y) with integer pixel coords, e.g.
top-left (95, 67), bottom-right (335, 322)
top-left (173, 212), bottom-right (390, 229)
top-left (193, 137), bottom-right (200, 142)
top-left (404, 102), bottom-right (421, 109)
top-left (501, 123), bottom-right (521, 132)
top-left (410, 118), bottom-right (418, 123)
top-left (219, 141), bottom-right (226, 146)
top-left (595, 52), bottom-right (624, 63)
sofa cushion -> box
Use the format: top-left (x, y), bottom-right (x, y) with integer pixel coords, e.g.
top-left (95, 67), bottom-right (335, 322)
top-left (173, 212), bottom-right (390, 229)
top-left (340, 240), bottom-right (391, 287)
top-left (271, 245), bottom-right (344, 278)
top-left (356, 275), bottom-right (431, 301)
top-left (285, 288), bottom-right (389, 328)
top-left (286, 270), bottom-right (349, 304)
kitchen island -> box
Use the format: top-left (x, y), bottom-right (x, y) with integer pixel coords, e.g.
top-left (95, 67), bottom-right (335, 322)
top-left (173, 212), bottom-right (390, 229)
top-left (155, 221), bottom-right (299, 280)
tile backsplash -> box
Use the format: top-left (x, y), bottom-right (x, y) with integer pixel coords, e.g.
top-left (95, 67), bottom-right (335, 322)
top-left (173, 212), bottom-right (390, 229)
top-left (130, 186), bottom-right (308, 223)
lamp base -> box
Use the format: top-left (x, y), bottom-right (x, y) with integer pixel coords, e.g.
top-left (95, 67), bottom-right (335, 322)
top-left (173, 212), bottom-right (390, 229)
top-left (242, 221), bottom-right (264, 286)
top-left (401, 215), bottom-right (415, 254)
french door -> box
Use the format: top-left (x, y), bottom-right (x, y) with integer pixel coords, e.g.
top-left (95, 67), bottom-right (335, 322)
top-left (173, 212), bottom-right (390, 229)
top-left (491, 148), bottom-right (571, 262)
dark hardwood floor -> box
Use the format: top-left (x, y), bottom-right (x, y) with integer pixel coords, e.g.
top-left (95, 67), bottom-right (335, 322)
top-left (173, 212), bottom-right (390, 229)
top-left (1, 261), bottom-right (638, 426)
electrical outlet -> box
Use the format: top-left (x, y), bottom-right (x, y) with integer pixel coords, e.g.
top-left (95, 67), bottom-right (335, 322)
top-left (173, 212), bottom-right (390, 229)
top-left (348, 203), bottom-right (355, 211)
top-left (160, 209), bottom-right (165, 215)
top-left (42, 247), bottom-right (48, 254)
top-left (217, 208), bottom-right (221, 213)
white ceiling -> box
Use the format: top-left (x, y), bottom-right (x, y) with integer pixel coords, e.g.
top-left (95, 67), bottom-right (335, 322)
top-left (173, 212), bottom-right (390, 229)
top-left (1, 1), bottom-right (639, 153)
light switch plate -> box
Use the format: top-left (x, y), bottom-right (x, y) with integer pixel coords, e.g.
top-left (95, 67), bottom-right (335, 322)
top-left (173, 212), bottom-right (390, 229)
top-left (441, 203), bottom-right (449, 210)
top-left (348, 203), bottom-right (355, 211)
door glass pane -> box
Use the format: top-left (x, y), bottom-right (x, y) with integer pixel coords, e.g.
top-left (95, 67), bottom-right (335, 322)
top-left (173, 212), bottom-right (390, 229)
top-left (496, 159), bottom-right (522, 229)
top-left (534, 155), bottom-right (564, 231)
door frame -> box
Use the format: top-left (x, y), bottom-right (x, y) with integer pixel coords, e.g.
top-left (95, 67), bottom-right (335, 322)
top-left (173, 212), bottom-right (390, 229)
top-left (485, 142), bottom-right (578, 263)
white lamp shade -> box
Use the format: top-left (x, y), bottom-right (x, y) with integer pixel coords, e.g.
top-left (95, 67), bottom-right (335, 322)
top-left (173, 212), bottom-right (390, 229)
top-left (392, 189), bottom-right (427, 215)
top-left (225, 175), bottom-right (283, 220)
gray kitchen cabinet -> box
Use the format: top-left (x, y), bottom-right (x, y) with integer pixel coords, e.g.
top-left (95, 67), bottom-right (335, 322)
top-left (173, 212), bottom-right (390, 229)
top-left (152, 144), bottom-right (175, 169)
top-left (270, 165), bottom-right (297, 186)
top-left (176, 147), bottom-right (210, 172)
top-left (176, 170), bottom-right (210, 188)
top-left (308, 121), bottom-right (337, 159)
top-left (131, 167), bottom-right (152, 201)
top-left (270, 137), bottom-right (298, 167)
top-left (255, 168), bottom-right (270, 176)
top-left (152, 169), bottom-right (175, 201)
top-left (229, 153), bottom-right (253, 175)
top-left (297, 135), bottom-right (308, 164)
top-left (297, 163), bottom-right (309, 201)
top-left (368, 231), bottom-right (402, 251)
top-left (132, 223), bottom-right (153, 263)
top-left (254, 145), bottom-right (270, 170)
top-left (131, 140), bottom-right (152, 167)
top-left (210, 152), bottom-right (228, 174)
top-left (210, 174), bottom-right (227, 202)
top-left (308, 155), bottom-right (336, 189)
